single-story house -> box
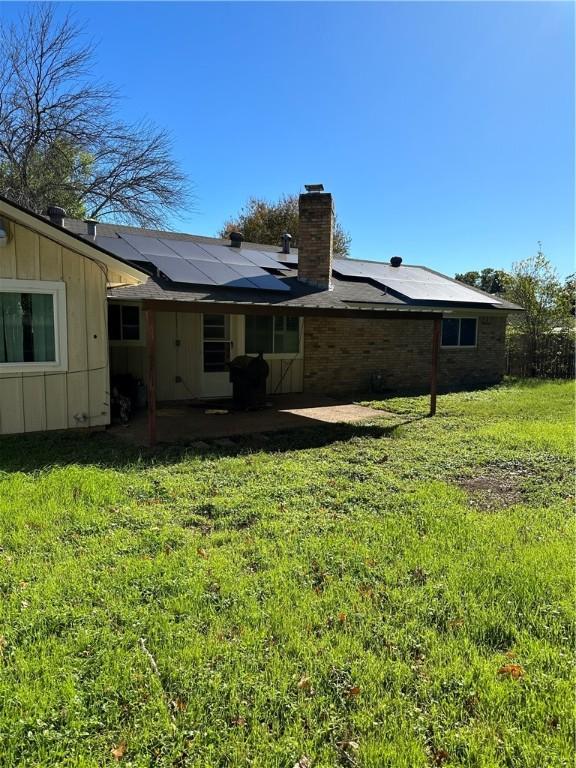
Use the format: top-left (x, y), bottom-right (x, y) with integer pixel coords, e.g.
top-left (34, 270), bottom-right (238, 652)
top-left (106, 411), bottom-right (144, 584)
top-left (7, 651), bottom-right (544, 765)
top-left (0, 188), bottom-right (520, 440)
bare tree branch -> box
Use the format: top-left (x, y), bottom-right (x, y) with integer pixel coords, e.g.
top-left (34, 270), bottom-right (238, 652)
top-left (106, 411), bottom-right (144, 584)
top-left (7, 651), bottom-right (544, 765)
top-left (0, 4), bottom-right (192, 226)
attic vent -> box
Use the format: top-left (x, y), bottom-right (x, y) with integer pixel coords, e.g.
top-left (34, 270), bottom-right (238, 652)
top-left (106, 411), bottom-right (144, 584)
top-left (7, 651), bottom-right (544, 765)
top-left (281, 233), bottom-right (292, 254)
top-left (390, 256), bottom-right (402, 268)
top-left (84, 219), bottom-right (97, 238)
top-left (46, 205), bottom-right (66, 227)
top-left (229, 231), bottom-right (243, 248)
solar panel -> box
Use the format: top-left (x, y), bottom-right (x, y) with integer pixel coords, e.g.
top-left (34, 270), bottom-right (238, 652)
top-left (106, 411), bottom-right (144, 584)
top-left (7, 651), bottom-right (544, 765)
top-left (190, 260), bottom-right (255, 289)
top-left (194, 243), bottom-right (252, 266)
top-left (277, 252), bottom-right (298, 266)
top-left (96, 235), bottom-right (150, 262)
top-left (332, 259), bottom-right (367, 278)
top-left (232, 264), bottom-right (290, 292)
top-left (145, 254), bottom-right (217, 285)
top-left (333, 259), bottom-right (500, 304)
top-left (240, 249), bottom-right (286, 270)
top-left (159, 239), bottom-right (219, 261)
top-left (119, 234), bottom-right (180, 258)
top-left (110, 233), bottom-right (291, 292)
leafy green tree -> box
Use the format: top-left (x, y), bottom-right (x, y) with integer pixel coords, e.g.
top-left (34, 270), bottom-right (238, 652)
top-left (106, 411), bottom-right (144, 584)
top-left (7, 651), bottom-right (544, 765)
top-left (220, 194), bottom-right (351, 256)
top-left (455, 268), bottom-right (508, 294)
top-left (556, 274), bottom-right (576, 319)
top-left (0, 138), bottom-right (92, 220)
top-left (0, 5), bottom-right (190, 227)
top-left (505, 248), bottom-right (564, 338)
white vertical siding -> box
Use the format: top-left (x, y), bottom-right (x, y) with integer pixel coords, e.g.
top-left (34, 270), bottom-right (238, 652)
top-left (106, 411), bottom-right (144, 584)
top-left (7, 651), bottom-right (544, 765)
top-left (0, 221), bottom-right (119, 435)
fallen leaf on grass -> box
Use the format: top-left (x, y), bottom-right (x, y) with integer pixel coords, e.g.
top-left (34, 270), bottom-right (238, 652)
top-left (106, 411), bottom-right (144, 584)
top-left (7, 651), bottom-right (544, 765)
top-left (172, 697), bottom-right (187, 712)
top-left (430, 746), bottom-right (449, 765)
top-left (197, 547), bottom-right (208, 558)
top-left (297, 676), bottom-right (313, 692)
top-left (346, 685), bottom-right (361, 698)
top-left (498, 663), bottom-right (525, 679)
top-left (111, 741), bottom-right (127, 761)
top-left (231, 715), bottom-right (246, 727)
top-left (337, 740), bottom-right (359, 751)
top-left (293, 758), bottom-right (310, 768)
top-left (337, 612), bottom-right (347, 624)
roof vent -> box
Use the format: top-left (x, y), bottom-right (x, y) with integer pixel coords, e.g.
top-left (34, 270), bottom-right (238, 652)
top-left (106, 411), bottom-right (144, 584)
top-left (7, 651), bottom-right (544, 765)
top-left (84, 219), bottom-right (97, 239)
top-left (229, 231), bottom-right (243, 248)
top-left (390, 256), bottom-right (402, 268)
top-left (281, 232), bottom-right (292, 255)
top-left (46, 205), bottom-right (66, 228)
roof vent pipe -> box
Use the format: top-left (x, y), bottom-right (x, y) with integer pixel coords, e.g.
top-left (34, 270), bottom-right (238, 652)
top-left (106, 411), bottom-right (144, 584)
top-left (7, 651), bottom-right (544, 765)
top-left (281, 233), bottom-right (292, 254)
top-left (84, 219), bottom-right (97, 239)
top-left (46, 205), bottom-right (66, 228)
top-left (390, 256), bottom-right (402, 268)
top-left (229, 231), bottom-right (243, 248)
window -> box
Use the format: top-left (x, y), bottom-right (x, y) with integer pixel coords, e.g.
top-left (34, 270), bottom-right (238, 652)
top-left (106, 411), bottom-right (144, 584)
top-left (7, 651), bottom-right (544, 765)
top-left (441, 317), bottom-right (477, 347)
top-left (203, 314), bottom-right (231, 372)
top-left (245, 316), bottom-right (300, 355)
top-left (108, 304), bottom-right (141, 342)
top-left (0, 279), bottom-right (67, 370)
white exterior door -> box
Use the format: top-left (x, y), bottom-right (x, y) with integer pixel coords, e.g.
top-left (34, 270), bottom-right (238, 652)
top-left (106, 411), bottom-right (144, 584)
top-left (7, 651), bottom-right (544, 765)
top-left (200, 314), bottom-right (240, 398)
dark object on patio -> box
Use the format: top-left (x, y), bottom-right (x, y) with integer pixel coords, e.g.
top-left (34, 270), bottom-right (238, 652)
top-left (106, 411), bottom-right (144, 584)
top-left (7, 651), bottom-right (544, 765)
top-left (110, 373), bottom-right (143, 423)
top-left (228, 353), bottom-right (270, 409)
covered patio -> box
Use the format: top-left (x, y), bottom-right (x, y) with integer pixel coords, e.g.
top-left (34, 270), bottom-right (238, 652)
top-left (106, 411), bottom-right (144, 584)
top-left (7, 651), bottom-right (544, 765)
top-left (108, 393), bottom-right (391, 446)
top-left (139, 300), bottom-right (442, 446)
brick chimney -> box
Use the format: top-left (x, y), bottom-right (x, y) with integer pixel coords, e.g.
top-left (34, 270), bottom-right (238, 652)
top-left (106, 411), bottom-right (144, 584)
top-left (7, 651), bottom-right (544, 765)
top-left (298, 186), bottom-right (333, 290)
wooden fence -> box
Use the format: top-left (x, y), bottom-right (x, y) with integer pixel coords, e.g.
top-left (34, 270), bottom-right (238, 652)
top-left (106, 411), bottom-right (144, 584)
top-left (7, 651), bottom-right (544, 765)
top-left (505, 333), bottom-right (575, 379)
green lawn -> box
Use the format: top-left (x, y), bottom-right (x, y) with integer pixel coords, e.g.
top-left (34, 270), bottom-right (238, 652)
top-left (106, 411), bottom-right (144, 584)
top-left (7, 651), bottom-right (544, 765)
top-left (0, 380), bottom-right (573, 767)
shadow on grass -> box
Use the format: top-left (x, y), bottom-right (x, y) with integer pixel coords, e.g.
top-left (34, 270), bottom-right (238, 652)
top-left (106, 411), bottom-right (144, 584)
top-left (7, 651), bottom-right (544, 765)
top-left (0, 418), bottom-right (419, 474)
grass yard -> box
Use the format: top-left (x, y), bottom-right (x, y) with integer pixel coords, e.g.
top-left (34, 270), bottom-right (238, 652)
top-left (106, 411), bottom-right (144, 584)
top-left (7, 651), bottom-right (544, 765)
top-left (0, 379), bottom-right (573, 767)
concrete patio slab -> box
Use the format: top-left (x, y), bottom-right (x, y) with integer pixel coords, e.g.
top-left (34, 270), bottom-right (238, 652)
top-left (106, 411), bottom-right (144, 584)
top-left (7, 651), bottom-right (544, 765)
top-left (108, 394), bottom-right (392, 446)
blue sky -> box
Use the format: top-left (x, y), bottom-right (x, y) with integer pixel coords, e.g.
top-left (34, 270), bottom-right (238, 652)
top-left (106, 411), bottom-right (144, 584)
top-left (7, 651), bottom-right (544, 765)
top-left (4, 2), bottom-right (574, 277)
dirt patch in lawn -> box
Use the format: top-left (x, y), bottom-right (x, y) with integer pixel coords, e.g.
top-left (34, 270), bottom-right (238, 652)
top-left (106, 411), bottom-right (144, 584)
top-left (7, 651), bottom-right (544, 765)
top-left (456, 461), bottom-right (539, 511)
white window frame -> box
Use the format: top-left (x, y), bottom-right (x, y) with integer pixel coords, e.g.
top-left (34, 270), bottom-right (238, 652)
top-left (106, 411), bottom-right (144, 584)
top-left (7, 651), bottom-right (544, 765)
top-left (441, 316), bottom-right (478, 349)
top-left (243, 315), bottom-right (303, 359)
top-left (0, 278), bottom-right (68, 372)
top-left (108, 301), bottom-right (145, 347)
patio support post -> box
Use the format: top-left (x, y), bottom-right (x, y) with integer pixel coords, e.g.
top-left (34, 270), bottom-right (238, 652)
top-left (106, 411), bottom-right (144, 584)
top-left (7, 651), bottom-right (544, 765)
top-left (146, 309), bottom-right (157, 446)
top-left (429, 315), bottom-right (441, 416)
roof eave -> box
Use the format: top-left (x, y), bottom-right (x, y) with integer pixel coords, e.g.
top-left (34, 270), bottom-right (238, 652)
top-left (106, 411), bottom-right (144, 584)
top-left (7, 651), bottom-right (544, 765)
top-left (0, 195), bottom-right (147, 281)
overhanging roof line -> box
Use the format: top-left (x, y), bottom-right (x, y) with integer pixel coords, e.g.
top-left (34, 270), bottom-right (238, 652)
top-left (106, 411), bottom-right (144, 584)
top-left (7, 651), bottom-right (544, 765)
top-left (0, 194), bottom-right (147, 281)
top-left (139, 298), bottom-right (442, 320)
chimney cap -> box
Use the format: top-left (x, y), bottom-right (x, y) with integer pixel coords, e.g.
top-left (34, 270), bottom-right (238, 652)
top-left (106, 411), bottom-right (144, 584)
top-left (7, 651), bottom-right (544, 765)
top-left (304, 183), bottom-right (324, 193)
top-left (390, 256), bottom-right (403, 268)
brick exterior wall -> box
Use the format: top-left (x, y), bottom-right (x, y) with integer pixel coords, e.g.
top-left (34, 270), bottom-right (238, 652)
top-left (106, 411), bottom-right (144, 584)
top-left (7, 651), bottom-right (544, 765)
top-left (298, 192), bottom-right (333, 289)
top-left (303, 314), bottom-right (508, 395)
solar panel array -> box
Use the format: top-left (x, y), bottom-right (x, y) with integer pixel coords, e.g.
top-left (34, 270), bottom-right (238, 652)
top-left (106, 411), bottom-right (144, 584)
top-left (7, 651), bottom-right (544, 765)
top-left (100, 234), bottom-right (291, 292)
top-left (97, 231), bottom-right (498, 304)
top-left (333, 259), bottom-right (501, 304)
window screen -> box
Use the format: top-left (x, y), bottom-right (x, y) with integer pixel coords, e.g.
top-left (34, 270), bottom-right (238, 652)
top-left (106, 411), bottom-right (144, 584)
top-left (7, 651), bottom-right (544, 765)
top-left (441, 317), bottom-right (477, 347)
top-left (108, 304), bottom-right (141, 342)
top-left (0, 292), bottom-right (55, 363)
top-left (245, 316), bottom-right (273, 354)
top-left (245, 316), bottom-right (299, 354)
